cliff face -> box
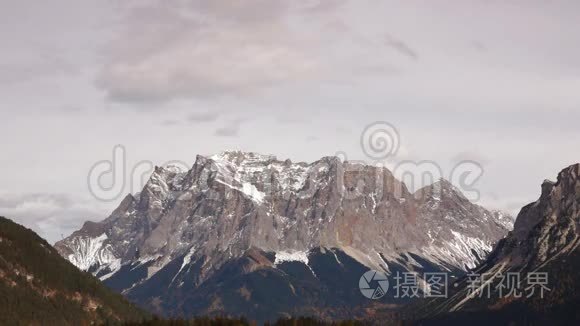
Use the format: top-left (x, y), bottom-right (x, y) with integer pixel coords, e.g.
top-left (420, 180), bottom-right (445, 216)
top-left (55, 151), bottom-right (511, 320)
top-left (418, 164), bottom-right (580, 323)
top-left (501, 164), bottom-right (580, 269)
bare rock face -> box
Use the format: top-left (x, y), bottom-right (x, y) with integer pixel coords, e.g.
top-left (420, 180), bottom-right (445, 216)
top-left (55, 151), bottom-right (511, 319)
top-left (420, 163), bottom-right (580, 321)
top-left (500, 165), bottom-right (580, 269)
top-left (413, 179), bottom-right (513, 270)
top-left (473, 164), bottom-right (580, 272)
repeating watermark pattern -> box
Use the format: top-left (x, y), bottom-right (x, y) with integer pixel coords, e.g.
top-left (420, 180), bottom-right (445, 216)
top-left (354, 121), bottom-right (483, 202)
top-left (359, 270), bottom-right (551, 300)
top-left (466, 271), bottom-right (551, 299)
top-left (87, 145), bottom-right (189, 202)
top-left (360, 121), bottom-right (400, 160)
top-left (359, 270), bottom-right (390, 299)
top-left (87, 121), bottom-right (484, 203)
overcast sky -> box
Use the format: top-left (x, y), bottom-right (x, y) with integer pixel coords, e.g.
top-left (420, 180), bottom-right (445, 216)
top-left (1, 0), bottom-right (579, 243)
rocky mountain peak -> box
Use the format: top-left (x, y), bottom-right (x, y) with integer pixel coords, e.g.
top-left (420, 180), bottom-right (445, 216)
top-left (554, 163), bottom-right (579, 195)
top-left (210, 150), bottom-right (278, 165)
top-left (424, 163), bottom-right (580, 316)
top-left (540, 179), bottom-right (556, 201)
top-left (55, 151), bottom-right (512, 310)
top-left (414, 178), bottom-right (466, 202)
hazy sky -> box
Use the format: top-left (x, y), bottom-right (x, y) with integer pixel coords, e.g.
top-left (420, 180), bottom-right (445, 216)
top-left (1, 0), bottom-right (579, 243)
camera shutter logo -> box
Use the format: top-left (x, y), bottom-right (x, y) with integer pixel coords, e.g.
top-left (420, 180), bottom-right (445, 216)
top-left (359, 270), bottom-right (389, 299)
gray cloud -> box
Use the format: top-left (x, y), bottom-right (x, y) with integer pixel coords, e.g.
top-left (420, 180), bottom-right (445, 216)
top-left (0, 55), bottom-right (77, 85)
top-left (59, 105), bottom-right (84, 113)
top-left (95, 0), bottom-right (412, 104)
top-left (0, 193), bottom-right (107, 243)
top-left (160, 119), bottom-right (180, 126)
top-left (451, 151), bottom-right (491, 166)
top-left (335, 126), bottom-right (352, 134)
top-left (0, 193), bottom-right (73, 210)
top-left (384, 34), bottom-right (418, 61)
top-left (471, 41), bottom-right (487, 53)
top-left (276, 114), bottom-right (309, 125)
top-left (214, 126), bottom-right (239, 137)
top-left (96, 1), bottom-right (317, 102)
top-left (214, 119), bottom-right (243, 137)
top-left (2, 0), bottom-right (580, 244)
top-left (188, 111), bottom-right (220, 123)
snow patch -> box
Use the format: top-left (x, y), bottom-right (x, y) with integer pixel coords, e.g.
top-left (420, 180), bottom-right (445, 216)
top-left (171, 246), bottom-right (196, 285)
top-left (274, 250), bottom-right (310, 265)
top-left (421, 231), bottom-right (493, 270)
top-left (241, 182), bottom-right (265, 203)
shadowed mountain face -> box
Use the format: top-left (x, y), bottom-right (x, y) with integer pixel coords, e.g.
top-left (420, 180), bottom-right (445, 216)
top-left (0, 216), bottom-right (146, 326)
top-left (416, 163), bottom-right (580, 325)
top-left (55, 151), bottom-right (511, 321)
top-left (118, 247), bottom-right (387, 322)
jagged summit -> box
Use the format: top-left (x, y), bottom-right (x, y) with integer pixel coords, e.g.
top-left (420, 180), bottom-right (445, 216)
top-left (55, 151), bottom-right (513, 320)
top-left (158, 163), bottom-right (187, 174)
top-left (422, 163), bottom-right (580, 317)
top-left (414, 178), bottom-right (467, 201)
top-left (210, 150), bottom-right (279, 163)
top-left (57, 151), bottom-right (511, 274)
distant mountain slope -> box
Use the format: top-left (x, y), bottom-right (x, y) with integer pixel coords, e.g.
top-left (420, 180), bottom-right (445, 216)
top-left (116, 246), bottom-right (386, 322)
top-left (0, 216), bottom-right (147, 325)
top-left (55, 151), bottom-right (512, 321)
top-left (414, 163), bottom-right (580, 325)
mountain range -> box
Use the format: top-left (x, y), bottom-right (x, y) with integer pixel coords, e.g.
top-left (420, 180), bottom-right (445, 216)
top-left (55, 151), bottom-right (513, 321)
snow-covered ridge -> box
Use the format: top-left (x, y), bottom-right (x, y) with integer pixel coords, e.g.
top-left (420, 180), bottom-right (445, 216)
top-left (65, 233), bottom-right (121, 278)
top-left (422, 231), bottom-right (493, 270)
top-left (208, 150), bottom-right (313, 201)
top-left (57, 150), bottom-right (512, 291)
top-left (211, 150), bottom-right (278, 164)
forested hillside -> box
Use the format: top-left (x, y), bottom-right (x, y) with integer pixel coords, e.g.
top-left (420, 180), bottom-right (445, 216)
top-left (0, 216), bottom-right (147, 325)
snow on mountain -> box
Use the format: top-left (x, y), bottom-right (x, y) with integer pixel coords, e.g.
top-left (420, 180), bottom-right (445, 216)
top-left (274, 250), bottom-right (310, 266)
top-left (420, 163), bottom-right (580, 319)
top-left (55, 150), bottom-right (513, 318)
top-left (64, 233), bottom-right (121, 279)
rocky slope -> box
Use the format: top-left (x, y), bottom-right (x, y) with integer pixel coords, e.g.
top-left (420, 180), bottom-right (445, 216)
top-left (416, 163), bottom-right (580, 325)
top-left (55, 151), bottom-right (511, 320)
top-left (0, 216), bottom-right (146, 325)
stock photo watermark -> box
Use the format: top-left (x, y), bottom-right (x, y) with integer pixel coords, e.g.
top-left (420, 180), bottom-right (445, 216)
top-left (358, 270), bottom-right (551, 300)
top-left (87, 146), bottom-right (190, 202)
top-left (87, 121), bottom-right (484, 203)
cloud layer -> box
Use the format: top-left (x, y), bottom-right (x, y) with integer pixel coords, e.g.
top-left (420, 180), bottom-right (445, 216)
top-left (0, 193), bottom-right (108, 243)
top-left (97, 1), bottom-right (340, 102)
top-left (1, 0), bottom-right (579, 241)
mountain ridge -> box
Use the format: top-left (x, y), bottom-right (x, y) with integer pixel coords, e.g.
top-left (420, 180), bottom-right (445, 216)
top-left (0, 216), bottom-right (147, 325)
top-left (414, 163), bottom-right (580, 324)
top-left (55, 150), bottom-right (512, 320)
